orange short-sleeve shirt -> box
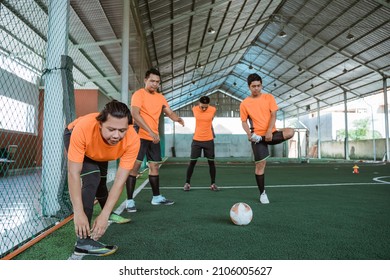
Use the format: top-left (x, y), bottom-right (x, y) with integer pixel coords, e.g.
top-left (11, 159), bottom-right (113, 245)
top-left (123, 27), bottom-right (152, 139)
top-left (240, 93), bottom-right (278, 136)
top-left (131, 88), bottom-right (169, 140)
top-left (67, 113), bottom-right (140, 170)
top-left (192, 105), bottom-right (216, 141)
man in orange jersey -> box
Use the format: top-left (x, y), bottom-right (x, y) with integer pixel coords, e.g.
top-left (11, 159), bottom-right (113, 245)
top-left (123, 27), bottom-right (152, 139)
top-left (125, 68), bottom-right (184, 212)
top-left (64, 100), bottom-right (140, 256)
top-left (240, 73), bottom-right (294, 204)
top-left (183, 96), bottom-right (219, 191)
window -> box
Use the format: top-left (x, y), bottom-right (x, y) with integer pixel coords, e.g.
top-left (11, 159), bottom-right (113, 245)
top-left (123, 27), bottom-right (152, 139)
top-left (0, 96), bottom-right (36, 133)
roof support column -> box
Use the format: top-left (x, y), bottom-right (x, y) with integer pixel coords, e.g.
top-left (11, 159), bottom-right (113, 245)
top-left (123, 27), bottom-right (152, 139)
top-left (281, 110), bottom-right (288, 157)
top-left (42, 0), bottom-right (70, 215)
top-left (383, 76), bottom-right (389, 162)
top-left (317, 100), bottom-right (321, 159)
top-left (297, 109), bottom-right (302, 159)
top-left (344, 90), bottom-right (350, 160)
top-left (121, 0), bottom-right (130, 104)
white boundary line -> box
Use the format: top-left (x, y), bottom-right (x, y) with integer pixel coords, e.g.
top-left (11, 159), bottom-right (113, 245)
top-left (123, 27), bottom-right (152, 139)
top-left (157, 181), bottom-right (389, 189)
top-left (373, 176), bottom-right (390, 184)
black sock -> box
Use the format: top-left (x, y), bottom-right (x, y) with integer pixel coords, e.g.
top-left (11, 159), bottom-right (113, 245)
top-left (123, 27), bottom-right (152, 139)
top-left (255, 174), bottom-right (265, 194)
top-left (126, 175), bottom-right (137, 199)
top-left (149, 175), bottom-right (160, 196)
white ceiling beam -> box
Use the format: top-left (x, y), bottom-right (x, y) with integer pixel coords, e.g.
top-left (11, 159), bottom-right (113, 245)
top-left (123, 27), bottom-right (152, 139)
top-left (144, 0), bottom-right (233, 35)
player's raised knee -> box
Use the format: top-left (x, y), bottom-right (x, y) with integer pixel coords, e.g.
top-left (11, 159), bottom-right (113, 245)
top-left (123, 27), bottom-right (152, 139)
top-left (284, 128), bottom-right (295, 140)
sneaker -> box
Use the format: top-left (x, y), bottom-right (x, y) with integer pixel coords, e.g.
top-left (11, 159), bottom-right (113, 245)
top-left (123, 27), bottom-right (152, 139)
top-left (125, 199), bottom-right (137, 213)
top-left (151, 195), bottom-right (174, 205)
top-left (210, 183), bottom-right (219, 191)
top-left (74, 238), bottom-right (118, 256)
top-left (109, 213), bottom-right (131, 224)
top-left (183, 183), bottom-right (191, 191)
top-left (260, 191), bottom-right (270, 204)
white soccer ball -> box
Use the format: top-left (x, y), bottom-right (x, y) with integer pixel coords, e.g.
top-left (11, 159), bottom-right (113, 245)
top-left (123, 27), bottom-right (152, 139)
top-left (230, 202), bottom-right (253, 226)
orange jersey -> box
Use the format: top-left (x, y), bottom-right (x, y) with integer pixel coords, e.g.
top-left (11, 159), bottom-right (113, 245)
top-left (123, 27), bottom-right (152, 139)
top-left (131, 88), bottom-right (169, 140)
top-left (192, 105), bottom-right (216, 141)
top-left (240, 93), bottom-right (278, 135)
top-left (67, 113), bottom-right (140, 170)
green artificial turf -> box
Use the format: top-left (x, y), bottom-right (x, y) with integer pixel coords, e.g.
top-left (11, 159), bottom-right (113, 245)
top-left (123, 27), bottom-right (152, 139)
top-left (14, 160), bottom-right (390, 260)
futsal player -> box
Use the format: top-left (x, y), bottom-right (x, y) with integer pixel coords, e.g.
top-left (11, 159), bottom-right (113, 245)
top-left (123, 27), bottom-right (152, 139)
top-left (240, 73), bottom-right (294, 204)
top-left (124, 68), bottom-right (184, 212)
top-left (183, 96), bottom-right (219, 191)
top-left (64, 100), bottom-right (140, 256)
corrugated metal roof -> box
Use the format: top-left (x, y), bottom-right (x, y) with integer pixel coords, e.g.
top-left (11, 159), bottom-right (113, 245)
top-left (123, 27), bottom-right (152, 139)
top-left (1, 0), bottom-right (389, 119)
top-left (137, 0), bottom-right (390, 117)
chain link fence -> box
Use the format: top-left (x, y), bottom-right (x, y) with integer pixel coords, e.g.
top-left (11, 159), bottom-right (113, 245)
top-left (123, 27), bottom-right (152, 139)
top-left (0, 0), bottom-right (78, 258)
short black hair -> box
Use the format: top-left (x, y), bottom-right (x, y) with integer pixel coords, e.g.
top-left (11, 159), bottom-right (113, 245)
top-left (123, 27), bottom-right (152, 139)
top-left (247, 73), bottom-right (262, 86)
top-left (199, 96), bottom-right (210, 104)
top-left (145, 68), bottom-right (161, 79)
top-left (96, 100), bottom-right (132, 125)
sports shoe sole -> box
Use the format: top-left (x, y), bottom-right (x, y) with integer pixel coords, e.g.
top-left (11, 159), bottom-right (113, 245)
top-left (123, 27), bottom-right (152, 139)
top-left (151, 201), bottom-right (175, 206)
top-left (125, 207), bottom-right (137, 213)
top-left (74, 245), bottom-right (118, 257)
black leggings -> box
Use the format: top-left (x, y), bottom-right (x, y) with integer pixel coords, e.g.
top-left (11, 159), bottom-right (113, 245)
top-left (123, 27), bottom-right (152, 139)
top-left (186, 159), bottom-right (216, 184)
top-left (64, 128), bottom-right (108, 224)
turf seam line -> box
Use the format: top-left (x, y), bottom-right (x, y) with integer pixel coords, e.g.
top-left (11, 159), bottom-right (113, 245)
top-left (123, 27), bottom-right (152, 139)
top-left (156, 182), bottom-right (388, 189)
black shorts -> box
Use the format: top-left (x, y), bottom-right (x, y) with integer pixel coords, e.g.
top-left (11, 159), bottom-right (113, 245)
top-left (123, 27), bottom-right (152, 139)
top-left (252, 131), bottom-right (285, 162)
top-left (190, 140), bottom-right (215, 160)
top-left (137, 138), bottom-right (162, 163)
top-left (252, 141), bottom-right (270, 162)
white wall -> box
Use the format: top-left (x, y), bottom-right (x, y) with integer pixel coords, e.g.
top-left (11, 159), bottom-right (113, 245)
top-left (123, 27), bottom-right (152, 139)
top-left (164, 116), bottom-right (292, 159)
top-left (165, 134), bottom-right (253, 158)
